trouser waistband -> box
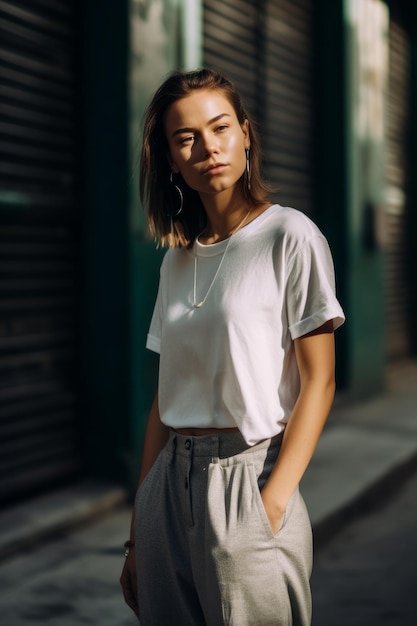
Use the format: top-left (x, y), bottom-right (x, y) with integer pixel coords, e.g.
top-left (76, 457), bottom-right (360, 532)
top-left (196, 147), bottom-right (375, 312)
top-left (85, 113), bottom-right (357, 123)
top-left (168, 428), bottom-right (283, 459)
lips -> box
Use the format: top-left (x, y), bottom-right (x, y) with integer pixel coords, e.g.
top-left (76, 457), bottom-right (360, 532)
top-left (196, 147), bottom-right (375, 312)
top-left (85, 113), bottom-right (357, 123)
top-left (202, 163), bottom-right (227, 175)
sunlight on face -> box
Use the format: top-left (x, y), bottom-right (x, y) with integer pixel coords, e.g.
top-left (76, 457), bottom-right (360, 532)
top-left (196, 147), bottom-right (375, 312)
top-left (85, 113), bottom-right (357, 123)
top-left (165, 89), bottom-right (250, 199)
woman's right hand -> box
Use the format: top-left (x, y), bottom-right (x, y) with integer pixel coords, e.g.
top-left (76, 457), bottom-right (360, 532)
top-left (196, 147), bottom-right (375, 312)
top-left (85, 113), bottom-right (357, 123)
top-left (120, 549), bottom-right (139, 619)
top-left (121, 393), bottom-right (166, 620)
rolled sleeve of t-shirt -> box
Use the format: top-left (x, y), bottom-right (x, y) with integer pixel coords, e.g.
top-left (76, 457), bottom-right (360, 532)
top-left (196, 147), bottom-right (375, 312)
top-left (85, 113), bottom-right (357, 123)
top-left (286, 235), bottom-right (345, 340)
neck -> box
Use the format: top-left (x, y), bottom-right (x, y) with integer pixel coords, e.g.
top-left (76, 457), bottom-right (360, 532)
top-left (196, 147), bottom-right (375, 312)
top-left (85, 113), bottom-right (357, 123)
top-left (199, 190), bottom-right (252, 244)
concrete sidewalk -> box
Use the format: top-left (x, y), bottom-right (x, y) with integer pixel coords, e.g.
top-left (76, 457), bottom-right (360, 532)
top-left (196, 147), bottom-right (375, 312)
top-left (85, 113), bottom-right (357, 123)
top-left (301, 361), bottom-right (417, 545)
top-left (0, 362), bottom-right (416, 625)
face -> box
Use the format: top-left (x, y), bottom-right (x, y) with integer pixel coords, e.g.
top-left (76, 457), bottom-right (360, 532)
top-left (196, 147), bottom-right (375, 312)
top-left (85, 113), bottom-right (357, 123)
top-left (165, 89), bottom-right (250, 199)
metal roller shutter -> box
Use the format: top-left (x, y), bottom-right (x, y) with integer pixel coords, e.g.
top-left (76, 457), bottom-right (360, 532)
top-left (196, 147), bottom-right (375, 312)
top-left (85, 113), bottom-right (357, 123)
top-left (203, 0), bottom-right (259, 115)
top-left (384, 14), bottom-right (411, 359)
top-left (263, 0), bottom-right (314, 214)
top-left (0, 0), bottom-right (83, 501)
top-left (203, 0), bottom-right (315, 215)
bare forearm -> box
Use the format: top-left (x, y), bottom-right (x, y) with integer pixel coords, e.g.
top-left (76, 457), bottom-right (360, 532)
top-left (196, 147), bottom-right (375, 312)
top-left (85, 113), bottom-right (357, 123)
top-left (262, 377), bottom-right (335, 512)
top-left (261, 323), bottom-right (336, 528)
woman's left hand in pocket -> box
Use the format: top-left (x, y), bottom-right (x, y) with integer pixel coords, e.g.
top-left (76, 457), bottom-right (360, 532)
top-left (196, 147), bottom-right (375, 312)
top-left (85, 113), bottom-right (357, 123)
top-left (261, 489), bottom-right (286, 534)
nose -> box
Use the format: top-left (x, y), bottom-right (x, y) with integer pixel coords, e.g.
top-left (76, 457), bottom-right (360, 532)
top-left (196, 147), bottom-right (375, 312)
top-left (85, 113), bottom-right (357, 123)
top-left (201, 132), bottom-right (219, 157)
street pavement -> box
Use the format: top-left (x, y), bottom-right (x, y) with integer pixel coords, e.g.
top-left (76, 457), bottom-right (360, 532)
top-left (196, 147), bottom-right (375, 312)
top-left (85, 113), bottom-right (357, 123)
top-left (312, 468), bottom-right (417, 625)
top-left (0, 361), bottom-right (416, 625)
top-left (0, 506), bottom-right (136, 626)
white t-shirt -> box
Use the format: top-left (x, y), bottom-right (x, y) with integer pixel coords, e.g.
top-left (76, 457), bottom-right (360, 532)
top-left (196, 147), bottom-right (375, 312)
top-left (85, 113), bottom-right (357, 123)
top-left (146, 204), bottom-right (345, 445)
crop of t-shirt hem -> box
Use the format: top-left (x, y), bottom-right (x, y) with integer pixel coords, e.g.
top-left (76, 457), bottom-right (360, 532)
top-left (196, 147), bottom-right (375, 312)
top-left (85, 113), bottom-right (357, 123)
top-left (159, 415), bottom-right (287, 447)
top-left (289, 307), bottom-right (345, 340)
top-left (146, 334), bottom-right (161, 354)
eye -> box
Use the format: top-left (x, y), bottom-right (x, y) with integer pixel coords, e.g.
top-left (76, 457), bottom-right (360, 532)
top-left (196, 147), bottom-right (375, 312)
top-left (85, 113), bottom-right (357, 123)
top-left (179, 135), bottom-right (195, 145)
top-left (215, 124), bottom-right (229, 132)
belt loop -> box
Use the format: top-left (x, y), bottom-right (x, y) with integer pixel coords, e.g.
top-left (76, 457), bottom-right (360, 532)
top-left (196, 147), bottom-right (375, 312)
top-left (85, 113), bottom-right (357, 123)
top-left (209, 435), bottom-right (216, 459)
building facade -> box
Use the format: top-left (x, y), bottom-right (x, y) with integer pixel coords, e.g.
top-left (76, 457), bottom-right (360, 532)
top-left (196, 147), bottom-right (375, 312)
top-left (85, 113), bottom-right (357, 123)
top-left (0, 0), bottom-right (416, 501)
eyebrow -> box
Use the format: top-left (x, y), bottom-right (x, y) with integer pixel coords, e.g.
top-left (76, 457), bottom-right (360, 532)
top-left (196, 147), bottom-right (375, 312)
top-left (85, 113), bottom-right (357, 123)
top-left (171, 113), bottom-right (231, 137)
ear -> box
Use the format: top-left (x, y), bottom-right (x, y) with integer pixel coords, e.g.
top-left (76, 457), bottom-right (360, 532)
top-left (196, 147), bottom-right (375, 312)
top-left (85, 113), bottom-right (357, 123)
top-left (167, 152), bottom-right (180, 174)
top-left (242, 119), bottom-right (250, 149)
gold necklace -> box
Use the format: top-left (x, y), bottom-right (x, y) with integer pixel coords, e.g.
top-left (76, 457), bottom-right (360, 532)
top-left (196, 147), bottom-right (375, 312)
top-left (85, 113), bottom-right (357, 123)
top-left (193, 208), bottom-right (252, 308)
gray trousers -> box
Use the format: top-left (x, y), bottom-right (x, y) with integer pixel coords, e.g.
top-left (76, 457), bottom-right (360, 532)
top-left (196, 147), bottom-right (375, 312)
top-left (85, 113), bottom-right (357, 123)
top-left (135, 430), bottom-right (312, 626)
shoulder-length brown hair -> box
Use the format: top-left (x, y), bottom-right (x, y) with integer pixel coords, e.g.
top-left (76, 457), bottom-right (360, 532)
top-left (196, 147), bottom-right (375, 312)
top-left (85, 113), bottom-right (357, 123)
top-left (140, 68), bottom-right (271, 248)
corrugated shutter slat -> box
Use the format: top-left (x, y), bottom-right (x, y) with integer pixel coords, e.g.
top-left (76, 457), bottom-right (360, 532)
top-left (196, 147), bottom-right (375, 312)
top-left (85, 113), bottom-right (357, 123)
top-left (0, 0), bottom-right (82, 502)
top-left (204, 0), bottom-right (315, 216)
top-left (264, 0), bottom-right (314, 214)
top-left (384, 17), bottom-right (411, 359)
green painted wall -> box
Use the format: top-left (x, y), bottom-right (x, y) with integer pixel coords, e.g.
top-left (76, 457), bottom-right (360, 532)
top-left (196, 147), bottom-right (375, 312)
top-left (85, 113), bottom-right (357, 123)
top-left (82, 0), bottom-right (130, 480)
top-left (340, 0), bottom-right (417, 392)
top-left (342, 0), bottom-right (389, 397)
top-left (82, 0), bottom-right (202, 488)
top-left (313, 0), bottom-right (349, 391)
top-left (316, 0), bottom-right (417, 397)
top-left (126, 0), bottom-right (202, 492)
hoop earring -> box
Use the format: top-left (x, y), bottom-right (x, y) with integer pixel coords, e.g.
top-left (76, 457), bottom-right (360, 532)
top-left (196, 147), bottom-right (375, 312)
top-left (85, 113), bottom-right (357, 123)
top-left (169, 172), bottom-right (183, 216)
top-left (245, 148), bottom-right (251, 190)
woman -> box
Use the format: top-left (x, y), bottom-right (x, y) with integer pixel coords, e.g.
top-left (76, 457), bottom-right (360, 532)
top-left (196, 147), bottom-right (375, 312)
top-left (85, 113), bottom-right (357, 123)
top-left (120, 68), bottom-right (345, 626)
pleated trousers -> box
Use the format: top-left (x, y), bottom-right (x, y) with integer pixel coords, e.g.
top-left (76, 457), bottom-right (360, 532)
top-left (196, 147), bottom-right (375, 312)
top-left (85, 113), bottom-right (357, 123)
top-left (135, 429), bottom-right (312, 626)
